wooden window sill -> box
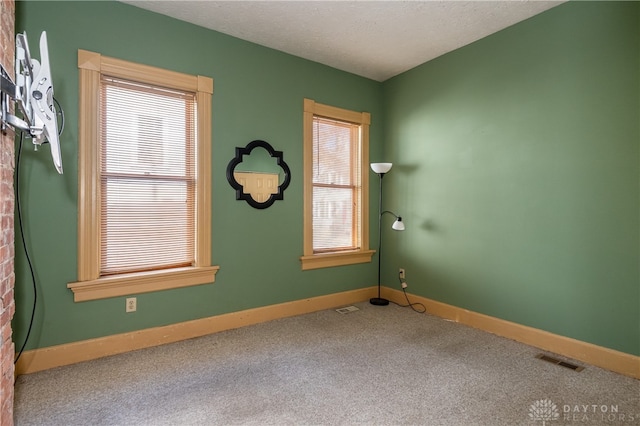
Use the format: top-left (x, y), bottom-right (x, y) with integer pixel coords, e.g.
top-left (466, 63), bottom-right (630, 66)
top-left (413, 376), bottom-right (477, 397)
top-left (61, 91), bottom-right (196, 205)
top-left (300, 250), bottom-right (375, 270)
top-left (67, 265), bottom-right (220, 302)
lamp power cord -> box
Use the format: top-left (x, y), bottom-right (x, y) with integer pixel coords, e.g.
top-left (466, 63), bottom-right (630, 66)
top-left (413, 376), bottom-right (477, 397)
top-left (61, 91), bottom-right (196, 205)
top-left (393, 270), bottom-right (427, 314)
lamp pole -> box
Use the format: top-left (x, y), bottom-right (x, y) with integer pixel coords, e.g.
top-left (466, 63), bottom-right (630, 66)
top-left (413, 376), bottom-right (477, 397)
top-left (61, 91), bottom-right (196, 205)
top-left (369, 163), bottom-right (403, 306)
top-left (371, 170), bottom-right (389, 306)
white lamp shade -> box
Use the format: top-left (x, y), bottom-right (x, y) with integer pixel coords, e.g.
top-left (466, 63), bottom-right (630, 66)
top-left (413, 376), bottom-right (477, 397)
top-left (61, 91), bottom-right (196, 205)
top-left (371, 163), bottom-right (392, 174)
top-left (392, 217), bottom-right (405, 231)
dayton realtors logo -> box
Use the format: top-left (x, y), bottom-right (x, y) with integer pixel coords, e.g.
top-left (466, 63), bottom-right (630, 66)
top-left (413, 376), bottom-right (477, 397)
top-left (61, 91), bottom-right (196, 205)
top-left (529, 399), bottom-right (638, 424)
top-left (529, 399), bottom-right (560, 425)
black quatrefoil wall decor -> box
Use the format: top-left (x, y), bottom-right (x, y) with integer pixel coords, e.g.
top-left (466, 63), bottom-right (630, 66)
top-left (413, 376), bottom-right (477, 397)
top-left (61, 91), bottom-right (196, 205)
top-left (226, 140), bottom-right (291, 209)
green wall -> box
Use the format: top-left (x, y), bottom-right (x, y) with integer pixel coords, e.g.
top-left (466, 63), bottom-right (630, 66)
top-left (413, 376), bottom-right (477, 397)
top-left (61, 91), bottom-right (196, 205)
top-left (14, 1), bottom-right (639, 358)
top-left (382, 1), bottom-right (639, 355)
top-left (13, 1), bottom-right (383, 350)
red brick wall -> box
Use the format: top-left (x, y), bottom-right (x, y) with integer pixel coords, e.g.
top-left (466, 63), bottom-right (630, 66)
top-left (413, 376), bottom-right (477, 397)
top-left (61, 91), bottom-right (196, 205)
top-left (0, 0), bottom-right (16, 425)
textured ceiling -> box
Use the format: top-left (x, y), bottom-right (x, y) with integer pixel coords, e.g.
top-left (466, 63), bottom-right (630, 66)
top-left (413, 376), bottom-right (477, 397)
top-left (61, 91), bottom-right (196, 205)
top-left (120, 1), bottom-right (564, 82)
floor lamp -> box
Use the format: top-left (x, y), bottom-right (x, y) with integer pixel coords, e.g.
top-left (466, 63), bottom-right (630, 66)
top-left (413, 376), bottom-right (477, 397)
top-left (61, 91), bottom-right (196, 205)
top-left (370, 163), bottom-right (405, 306)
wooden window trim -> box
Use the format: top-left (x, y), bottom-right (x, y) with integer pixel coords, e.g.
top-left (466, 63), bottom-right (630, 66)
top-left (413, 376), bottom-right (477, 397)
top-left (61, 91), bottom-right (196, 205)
top-left (301, 98), bottom-right (373, 270)
top-left (68, 50), bottom-right (218, 302)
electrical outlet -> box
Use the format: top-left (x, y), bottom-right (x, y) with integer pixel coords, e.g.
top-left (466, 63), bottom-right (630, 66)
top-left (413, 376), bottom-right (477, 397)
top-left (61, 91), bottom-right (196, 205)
top-left (399, 268), bottom-right (406, 279)
top-left (126, 297), bottom-right (137, 313)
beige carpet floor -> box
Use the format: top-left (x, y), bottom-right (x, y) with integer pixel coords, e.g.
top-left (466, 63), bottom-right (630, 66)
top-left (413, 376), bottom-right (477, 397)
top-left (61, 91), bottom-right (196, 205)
top-left (14, 302), bottom-right (640, 425)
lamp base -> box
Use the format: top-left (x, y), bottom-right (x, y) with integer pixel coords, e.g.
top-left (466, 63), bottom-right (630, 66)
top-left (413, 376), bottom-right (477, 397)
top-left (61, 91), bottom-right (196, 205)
top-left (370, 297), bottom-right (389, 306)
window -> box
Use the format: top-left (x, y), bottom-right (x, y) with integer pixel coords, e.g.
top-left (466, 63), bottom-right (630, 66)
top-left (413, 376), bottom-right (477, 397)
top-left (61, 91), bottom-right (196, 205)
top-left (68, 50), bottom-right (218, 302)
top-left (300, 99), bottom-right (374, 270)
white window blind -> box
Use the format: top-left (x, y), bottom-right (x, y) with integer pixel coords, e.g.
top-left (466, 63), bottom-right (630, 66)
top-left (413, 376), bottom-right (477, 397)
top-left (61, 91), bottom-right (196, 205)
top-left (312, 116), bottom-right (362, 252)
top-left (100, 76), bottom-right (197, 275)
